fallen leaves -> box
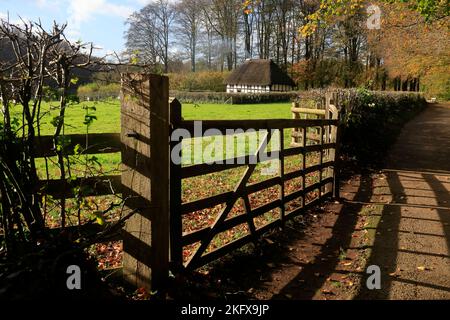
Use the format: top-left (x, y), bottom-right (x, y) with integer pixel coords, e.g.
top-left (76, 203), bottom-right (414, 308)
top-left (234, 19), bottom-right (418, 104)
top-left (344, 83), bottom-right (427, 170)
top-left (417, 266), bottom-right (432, 271)
top-left (389, 268), bottom-right (402, 277)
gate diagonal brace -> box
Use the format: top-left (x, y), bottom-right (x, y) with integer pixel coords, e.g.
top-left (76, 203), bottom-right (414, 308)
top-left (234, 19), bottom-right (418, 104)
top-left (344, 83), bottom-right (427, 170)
top-left (186, 131), bottom-right (272, 267)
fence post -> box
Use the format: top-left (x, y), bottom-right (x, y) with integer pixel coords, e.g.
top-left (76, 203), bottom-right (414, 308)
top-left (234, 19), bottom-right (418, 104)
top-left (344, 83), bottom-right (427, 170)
top-left (333, 111), bottom-right (343, 200)
top-left (120, 73), bottom-right (170, 292)
top-left (169, 98), bottom-right (183, 269)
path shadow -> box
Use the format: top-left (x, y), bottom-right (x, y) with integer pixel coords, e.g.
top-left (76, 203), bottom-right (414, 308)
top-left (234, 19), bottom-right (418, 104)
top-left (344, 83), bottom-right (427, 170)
top-left (169, 171), bottom-right (375, 300)
top-left (355, 170), bottom-right (450, 299)
top-left (422, 172), bottom-right (450, 258)
top-left (354, 170), bottom-right (403, 299)
top-left (270, 172), bottom-right (374, 299)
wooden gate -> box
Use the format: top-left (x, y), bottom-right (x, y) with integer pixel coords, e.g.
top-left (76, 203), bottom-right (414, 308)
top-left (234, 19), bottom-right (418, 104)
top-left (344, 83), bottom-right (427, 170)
top-left (117, 73), bottom-right (341, 290)
top-left (169, 101), bottom-right (341, 270)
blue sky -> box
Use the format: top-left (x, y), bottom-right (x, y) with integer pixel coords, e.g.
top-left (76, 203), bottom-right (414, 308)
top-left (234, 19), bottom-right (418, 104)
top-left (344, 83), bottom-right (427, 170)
top-left (0, 0), bottom-right (151, 56)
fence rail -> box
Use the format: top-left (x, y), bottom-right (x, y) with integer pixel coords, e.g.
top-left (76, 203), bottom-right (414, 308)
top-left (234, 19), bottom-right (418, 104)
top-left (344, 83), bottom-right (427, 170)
top-left (33, 132), bottom-right (121, 200)
top-left (34, 133), bottom-right (121, 158)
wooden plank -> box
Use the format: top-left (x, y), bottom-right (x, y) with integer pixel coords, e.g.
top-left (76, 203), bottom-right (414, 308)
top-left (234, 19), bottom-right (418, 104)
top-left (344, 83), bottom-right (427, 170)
top-left (187, 184), bottom-right (334, 270)
top-left (179, 177), bottom-right (282, 236)
top-left (121, 73), bottom-right (153, 290)
top-left (186, 232), bottom-right (255, 270)
top-left (250, 199), bottom-right (282, 218)
top-left (148, 74), bottom-right (170, 290)
top-left (319, 126), bottom-right (324, 198)
top-left (285, 191), bottom-right (332, 219)
top-left (284, 161), bottom-right (335, 181)
top-left (246, 176), bottom-right (281, 194)
top-left (181, 191), bottom-right (232, 215)
top-left (291, 130), bottom-right (321, 140)
top-left (182, 198), bottom-right (282, 246)
top-left (121, 73), bottom-right (170, 292)
top-left (181, 153), bottom-right (277, 179)
top-left (170, 99), bottom-right (183, 268)
top-left (182, 213), bottom-right (247, 246)
top-left (301, 127), bottom-right (307, 208)
top-left (282, 143), bottom-right (336, 157)
top-left (333, 117), bottom-right (343, 199)
top-left (181, 157), bottom-right (248, 179)
top-left (178, 119), bottom-right (338, 133)
top-left (35, 133), bottom-right (120, 158)
top-left (39, 175), bottom-right (122, 198)
top-left (284, 177), bottom-right (333, 203)
top-left (291, 107), bottom-right (326, 116)
top-left (279, 130), bottom-right (285, 227)
top-left (186, 219), bottom-right (282, 270)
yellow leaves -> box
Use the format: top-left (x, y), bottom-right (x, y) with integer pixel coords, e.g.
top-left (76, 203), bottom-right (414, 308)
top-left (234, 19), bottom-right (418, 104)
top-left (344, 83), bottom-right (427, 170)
top-left (242, 0), bottom-right (254, 14)
top-left (299, 23), bottom-right (318, 38)
top-left (389, 267), bottom-right (402, 277)
top-left (93, 210), bottom-right (106, 226)
top-left (417, 266), bottom-right (431, 271)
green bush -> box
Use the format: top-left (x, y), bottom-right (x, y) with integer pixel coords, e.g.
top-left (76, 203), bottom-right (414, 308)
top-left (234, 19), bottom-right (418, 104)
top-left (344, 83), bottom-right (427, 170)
top-left (170, 90), bottom-right (298, 104)
top-left (77, 82), bottom-right (120, 101)
top-left (336, 89), bottom-right (427, 165)
top-left (168, 71), bottom-right (229, 92)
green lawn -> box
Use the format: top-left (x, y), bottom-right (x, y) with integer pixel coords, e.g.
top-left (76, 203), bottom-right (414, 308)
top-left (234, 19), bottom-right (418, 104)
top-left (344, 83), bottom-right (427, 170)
top-left (8, 100), bottom-right (298, 178)
top-left (8, 100), bottom-right (293, 135)
top-left (182, 102), bottom-right (292, 120)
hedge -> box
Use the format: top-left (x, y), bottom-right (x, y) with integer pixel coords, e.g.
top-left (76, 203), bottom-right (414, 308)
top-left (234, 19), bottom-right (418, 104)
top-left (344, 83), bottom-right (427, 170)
top-left (335, 89), bottom-right (427, 165)
top-left (77, 83), bottom-right (120, 101)
top-left (169, 90), bottom-right (298, 104)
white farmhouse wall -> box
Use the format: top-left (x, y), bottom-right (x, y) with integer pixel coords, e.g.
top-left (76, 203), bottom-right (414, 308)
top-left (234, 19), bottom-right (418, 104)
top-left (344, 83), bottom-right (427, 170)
top-left (226, 84), bottom-right (291, 93)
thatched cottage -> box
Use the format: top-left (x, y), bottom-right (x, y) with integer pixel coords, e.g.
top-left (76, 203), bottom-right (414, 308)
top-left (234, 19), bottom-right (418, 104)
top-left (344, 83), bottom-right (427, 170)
top-left (225, 59), bottom-right (295, 93)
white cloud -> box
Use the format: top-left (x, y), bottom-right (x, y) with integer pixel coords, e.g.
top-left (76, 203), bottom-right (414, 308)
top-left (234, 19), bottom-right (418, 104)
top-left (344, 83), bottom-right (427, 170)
top-left (35, 0), bottom-right (62, 8)
top-left (67, 0), bottom-right (134, 37)
top-left (36, 0), bottom-right (48, 7)
top-left (0, 12), bottom-right (31, 27)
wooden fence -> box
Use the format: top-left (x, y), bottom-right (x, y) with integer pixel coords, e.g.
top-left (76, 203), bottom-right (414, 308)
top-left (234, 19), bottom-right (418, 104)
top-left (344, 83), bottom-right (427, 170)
top-left (34, 74), bottom-right (342, 292)
top-left (291, 94), bottom-right (339, 146)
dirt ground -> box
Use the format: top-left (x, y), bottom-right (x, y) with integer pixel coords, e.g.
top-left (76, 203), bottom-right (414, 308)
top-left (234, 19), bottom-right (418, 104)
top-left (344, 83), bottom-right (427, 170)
top-left (170, 103), bottom-right (450, 300)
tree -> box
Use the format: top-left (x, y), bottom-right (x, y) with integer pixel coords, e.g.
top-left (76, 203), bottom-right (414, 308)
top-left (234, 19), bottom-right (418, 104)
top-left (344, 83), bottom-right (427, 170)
top-left (368, 2), bottom-right (449, 94)
top-left (202, 0), bottom-right (240, 71)
top-left (125, 0), bottom-right (176, 73)
top-left (0, 18), bottom-right (96, 248)
top-left (174, 0), bottom-right (202, 72)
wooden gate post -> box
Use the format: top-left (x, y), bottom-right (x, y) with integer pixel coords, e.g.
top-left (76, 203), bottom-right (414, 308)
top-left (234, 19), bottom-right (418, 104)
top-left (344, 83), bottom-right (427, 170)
top-left (169, 98), bottom-right (183, 268)
top-left (120, 73), bottom-right (170, 292)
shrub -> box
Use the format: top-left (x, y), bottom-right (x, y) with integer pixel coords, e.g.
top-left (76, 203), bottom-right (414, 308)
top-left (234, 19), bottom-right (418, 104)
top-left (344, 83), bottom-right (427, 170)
top-left (77, 82), bottom-right (120, 101)
top-left (169, 91), bottom-right (298, 104)
top-left (168, 71), bottom-right (229, 92)
top-left (334, 89), bottom-right (427, 165)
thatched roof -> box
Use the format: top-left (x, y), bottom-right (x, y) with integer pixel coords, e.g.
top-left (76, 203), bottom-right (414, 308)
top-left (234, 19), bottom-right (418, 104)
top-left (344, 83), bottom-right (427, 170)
top-left (225, 59), bottom-right (295, 87)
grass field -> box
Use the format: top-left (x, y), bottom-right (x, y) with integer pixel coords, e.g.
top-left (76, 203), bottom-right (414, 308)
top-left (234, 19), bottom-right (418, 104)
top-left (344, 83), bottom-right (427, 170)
top-left (7, 100), bottom-right (298, 178)
top-left (8, 100), bottom-right (293, 135)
